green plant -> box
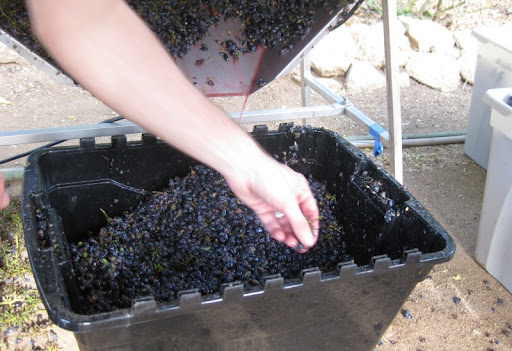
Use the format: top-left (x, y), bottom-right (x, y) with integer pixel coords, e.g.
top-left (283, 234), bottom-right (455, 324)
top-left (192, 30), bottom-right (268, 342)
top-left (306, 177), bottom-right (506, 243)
top-left (0, 199), bottom-right (54, 348)
top-left (362, 0), bottom-right (419, 17)
top-left (414, 0), bottom-right (467, 20)
top-left (432, 0), bottom-right (466, 21)
top-left (362, 0), bottom-right (469, 21)
top-left (397, 0), bottom-right (416, 16)
top-left (365, 0), bottom-right (383, 15)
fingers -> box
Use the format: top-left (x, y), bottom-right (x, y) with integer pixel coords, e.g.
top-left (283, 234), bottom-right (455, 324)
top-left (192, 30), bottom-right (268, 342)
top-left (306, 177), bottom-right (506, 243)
top-left (284, 178), bottom-right (319, 248)
top-left (253, 171), bottom-right (320, 252)
top-left (282, 201), bottom-right (317, 249)
top-left (269, 184), bottom-right (319, 251)
top-left (297, 183), bottom-right (320, 237)
top-left (257, 211), bottom-right (287, 242)
top-left (0, 174), bottom-right (10, 210)
top-left (257, 210), bottom-right (304, 251)
top-left (225, 159), bottom-right (320, 253)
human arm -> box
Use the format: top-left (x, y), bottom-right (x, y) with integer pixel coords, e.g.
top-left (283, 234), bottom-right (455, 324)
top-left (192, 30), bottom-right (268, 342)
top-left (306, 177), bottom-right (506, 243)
top-left (25, 0), bottom-right (319, 250)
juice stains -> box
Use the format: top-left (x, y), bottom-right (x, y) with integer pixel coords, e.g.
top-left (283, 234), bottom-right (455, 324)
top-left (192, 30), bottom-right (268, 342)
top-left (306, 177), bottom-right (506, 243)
top-left (239, 94), bottom-right (250, 125)
top-left (237, 46), bottom-right (267, 123)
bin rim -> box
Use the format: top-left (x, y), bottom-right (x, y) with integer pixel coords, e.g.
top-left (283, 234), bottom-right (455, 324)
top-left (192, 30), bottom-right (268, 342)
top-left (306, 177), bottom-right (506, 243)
top-left (21, 126), bottom-right (456, 333)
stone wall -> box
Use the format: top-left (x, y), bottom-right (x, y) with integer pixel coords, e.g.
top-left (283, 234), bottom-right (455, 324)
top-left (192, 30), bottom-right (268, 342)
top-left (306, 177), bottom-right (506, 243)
top-left (306, 17), bottom-right (507, 92)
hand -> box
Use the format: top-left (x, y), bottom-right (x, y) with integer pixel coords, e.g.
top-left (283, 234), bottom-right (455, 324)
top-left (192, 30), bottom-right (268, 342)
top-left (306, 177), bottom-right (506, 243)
top-left (0, 174), bottom-right (10, 210)
top-left (224, 155), bottom-right (319, 253)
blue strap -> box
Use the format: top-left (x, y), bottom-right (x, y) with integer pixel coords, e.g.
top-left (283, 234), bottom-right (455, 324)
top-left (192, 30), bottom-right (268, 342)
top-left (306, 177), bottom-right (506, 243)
top-left (369, 123), bottom-right (386, 157)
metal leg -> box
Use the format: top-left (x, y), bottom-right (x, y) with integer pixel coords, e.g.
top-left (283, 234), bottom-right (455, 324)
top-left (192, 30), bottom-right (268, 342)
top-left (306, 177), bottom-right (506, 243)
top-left (300, 55), bottom-right (313, 125)
top-left (382, 0), bottom-right (403, 184)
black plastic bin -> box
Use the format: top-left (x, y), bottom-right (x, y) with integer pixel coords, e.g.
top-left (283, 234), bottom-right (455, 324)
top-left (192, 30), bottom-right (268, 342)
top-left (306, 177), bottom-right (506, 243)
top-left (22, 125), bottom-right (455, 351)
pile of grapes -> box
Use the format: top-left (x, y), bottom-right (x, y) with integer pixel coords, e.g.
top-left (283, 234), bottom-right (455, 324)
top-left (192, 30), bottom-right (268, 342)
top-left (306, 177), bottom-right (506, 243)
top-left (69, 163), bottom-right (351, 314)
top-left (1, 0), bottom-right (357, 63)
top-left (127, 0), bottom-right (354, 58)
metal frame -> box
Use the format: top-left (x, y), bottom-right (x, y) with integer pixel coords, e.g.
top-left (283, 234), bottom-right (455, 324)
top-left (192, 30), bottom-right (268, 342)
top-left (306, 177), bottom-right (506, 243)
top-left (0, 103), bottom-right (373, 144)
top-left (1, 0), bottom-right (403, 182)
top-left (299, 55), bottom-right (390, 147)
top-left (382, 0), bottom-right (403, 183)
top-left (0, 28), bottom-right (75, 86)
top-left (300, 0), bottom-right (403, 182)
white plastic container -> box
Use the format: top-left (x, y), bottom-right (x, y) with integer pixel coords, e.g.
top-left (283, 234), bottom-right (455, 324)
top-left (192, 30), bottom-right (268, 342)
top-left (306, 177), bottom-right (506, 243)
top-left (464, 27), bottom-right (512, 170)
top-left (475, 88), bottom-right (512, 293)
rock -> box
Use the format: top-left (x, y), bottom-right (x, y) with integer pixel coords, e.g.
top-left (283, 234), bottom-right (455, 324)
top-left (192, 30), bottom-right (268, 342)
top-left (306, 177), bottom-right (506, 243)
top-left (310, 25), bottom-right (358, 77)
top-left (459, 48), bottom-right (477, 85)
top-left (399, 71), bottom-right (411, 88)
top-left (345, 61), bottom-right (386, 90)
top-left (406, 52), bottom-right (461, 91)
top-left (0, 42), bottom-right (21, 65)
top-left (351, 21), bottom-right (411, 68)
top-left (400, 17), bottom-right (455, 56)
top-left (0, 97), bottom-right (11, 105)
top-left (431, 45), bottom-right (460, 59)
top-left (453, 30), bottom-right (477, 51)
top-left (452, 30), bottom-right (477, 85)
top-left (291, 72), bottom-right (345, 96)
top-left (315, 77), bottom-right (345, 95)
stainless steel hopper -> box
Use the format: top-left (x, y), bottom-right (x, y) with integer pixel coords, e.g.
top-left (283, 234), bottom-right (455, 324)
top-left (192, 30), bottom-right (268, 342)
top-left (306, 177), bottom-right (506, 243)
top-left (0, 0), bottom-right (364, 96)
top-left (173, 1), bottom-right (364, 96)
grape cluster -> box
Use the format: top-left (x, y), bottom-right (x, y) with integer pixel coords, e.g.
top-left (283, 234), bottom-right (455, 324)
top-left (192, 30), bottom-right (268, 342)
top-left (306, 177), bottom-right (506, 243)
top-left (128, 0), bottom-right (350, 58)
top-left (127, 0), bottom-right (217, 58)
top-left (70, 162), bottom-right (350, 314)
